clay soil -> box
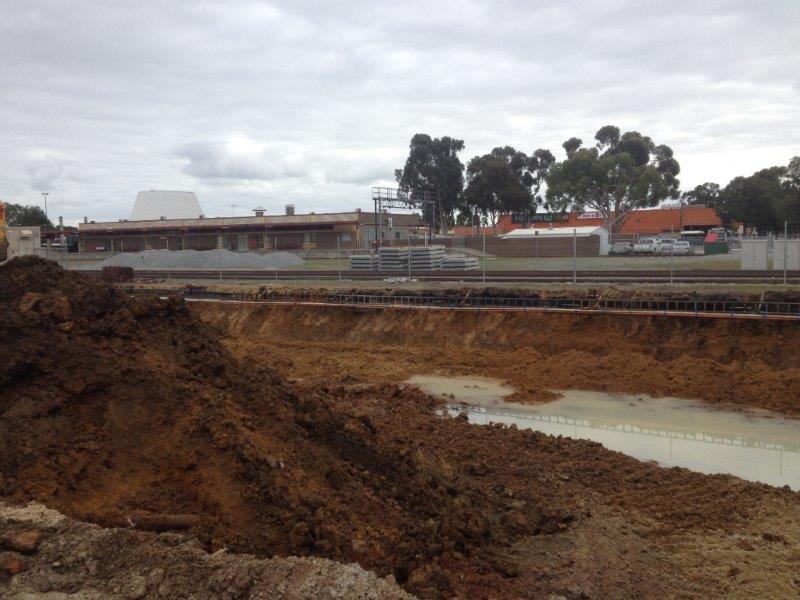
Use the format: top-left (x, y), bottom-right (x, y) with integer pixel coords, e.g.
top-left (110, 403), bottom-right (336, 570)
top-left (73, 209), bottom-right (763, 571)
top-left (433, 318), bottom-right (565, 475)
top-left (2, 258), bottom-right (800, 599)
top-left (196, 297), bottom-right (800, 418)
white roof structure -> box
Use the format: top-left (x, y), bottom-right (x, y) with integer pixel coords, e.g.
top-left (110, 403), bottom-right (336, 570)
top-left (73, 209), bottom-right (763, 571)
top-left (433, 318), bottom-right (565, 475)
top-left (501, 226), bottom-right (607, 238)
top-left (501, 225), bottom-right (610, 255)
top-left (131, 191), bottom-right (203, 221)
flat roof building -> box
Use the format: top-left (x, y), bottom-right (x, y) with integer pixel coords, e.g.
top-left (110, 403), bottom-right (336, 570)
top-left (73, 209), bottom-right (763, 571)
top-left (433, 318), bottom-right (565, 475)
top-left (77, 209), bottom-right (424, 253)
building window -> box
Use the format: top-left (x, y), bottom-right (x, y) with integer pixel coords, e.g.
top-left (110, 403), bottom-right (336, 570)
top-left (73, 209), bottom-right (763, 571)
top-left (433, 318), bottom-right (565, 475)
top-left (340, 232), bottom-right (352, 242)
top-left (395, 231), bottom-right (401, 240)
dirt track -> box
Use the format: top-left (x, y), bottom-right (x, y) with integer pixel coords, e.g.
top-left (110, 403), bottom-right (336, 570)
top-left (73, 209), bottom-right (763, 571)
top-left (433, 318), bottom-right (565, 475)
top-left (2, 258), bottom-right (800, 599)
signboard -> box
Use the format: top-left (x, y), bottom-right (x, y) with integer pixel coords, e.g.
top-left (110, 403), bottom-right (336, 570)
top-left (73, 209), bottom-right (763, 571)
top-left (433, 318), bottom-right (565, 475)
top-left (577, 211), bottom-right (603, 220)
top-left (511, 213), bottom-right (569, 224)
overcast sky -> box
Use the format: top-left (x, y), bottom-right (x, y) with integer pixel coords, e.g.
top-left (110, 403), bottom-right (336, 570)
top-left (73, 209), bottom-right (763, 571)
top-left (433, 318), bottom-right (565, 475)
top-left (1, 0), bottom-right (798, 224)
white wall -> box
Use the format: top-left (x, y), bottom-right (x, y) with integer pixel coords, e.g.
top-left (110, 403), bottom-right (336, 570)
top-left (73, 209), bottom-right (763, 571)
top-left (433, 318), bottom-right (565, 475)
top-left (7, 226), bottom-right (41, 257)
top-left (741, 239), bottom-right (768, 269)
top-left (773, 240), bottom-right (800, 270)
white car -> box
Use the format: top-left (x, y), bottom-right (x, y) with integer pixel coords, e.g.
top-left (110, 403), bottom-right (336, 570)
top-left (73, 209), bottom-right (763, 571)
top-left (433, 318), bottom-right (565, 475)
top-left (633, 238), bottom-right (660, 254)
top-left (672, 240), bottom-right (692, 255)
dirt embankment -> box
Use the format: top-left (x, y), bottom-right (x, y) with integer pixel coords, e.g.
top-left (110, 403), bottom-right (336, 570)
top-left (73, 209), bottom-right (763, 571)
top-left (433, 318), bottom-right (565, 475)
top-left (1, 257), bottom-right (560, 598)
top-left (194, 301), bottom-right (800, 417)
top-left (3, 258), bottom-right (800, 599)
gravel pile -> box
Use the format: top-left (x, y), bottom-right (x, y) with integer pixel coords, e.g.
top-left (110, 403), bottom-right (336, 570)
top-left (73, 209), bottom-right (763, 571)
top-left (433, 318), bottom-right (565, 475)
top-left (94, 249), bottom-right (304, 270)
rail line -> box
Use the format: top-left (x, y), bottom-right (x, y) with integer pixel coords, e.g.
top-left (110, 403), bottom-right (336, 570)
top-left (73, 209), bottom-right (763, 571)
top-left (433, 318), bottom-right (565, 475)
top-left (149, 289), bottom-right (800, 321)
top-left (92, 268), bottom-right (800, 284)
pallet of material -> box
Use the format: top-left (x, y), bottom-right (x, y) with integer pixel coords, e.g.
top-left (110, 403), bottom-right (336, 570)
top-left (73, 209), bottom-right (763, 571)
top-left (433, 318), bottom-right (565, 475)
top-left (409, 245), bottom-right (445, 270)
top-left (378, 247), bottom-right (410, 270)
top-left (441, 254), bottom-right (480, 271)
top-left (349, 255), bottom-right (378, 270)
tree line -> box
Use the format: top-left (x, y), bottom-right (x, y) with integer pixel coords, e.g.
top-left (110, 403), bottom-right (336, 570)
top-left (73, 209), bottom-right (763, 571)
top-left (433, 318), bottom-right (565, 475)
top-left (2, 204), bottom-right (53, 228)
top-left (683, 158), bottom-right (800, 233)
top-left (395, 128), bottom-right (800, 234)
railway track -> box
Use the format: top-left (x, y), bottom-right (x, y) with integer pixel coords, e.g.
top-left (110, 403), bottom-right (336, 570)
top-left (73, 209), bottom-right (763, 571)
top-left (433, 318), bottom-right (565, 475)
top-left (127, 288), bottom-right (800, 321)
top-left (93, 268), bottom-right (800, 284)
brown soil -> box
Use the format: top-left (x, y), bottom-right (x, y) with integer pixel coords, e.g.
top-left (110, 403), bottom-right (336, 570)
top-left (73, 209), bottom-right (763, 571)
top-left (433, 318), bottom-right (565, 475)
top-left (195, 300), bottom-right (800, 417)
top-left (3, 258), bottom-right (800, 599)
top-left (1, 501), bottom-right (411, 599)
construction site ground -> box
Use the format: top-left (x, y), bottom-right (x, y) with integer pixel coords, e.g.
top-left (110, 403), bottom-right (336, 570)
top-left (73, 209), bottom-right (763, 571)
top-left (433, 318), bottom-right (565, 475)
top-left (2, 258), bottom-right (800, 599)
top-left (127, 277), bottom-right (800, 295)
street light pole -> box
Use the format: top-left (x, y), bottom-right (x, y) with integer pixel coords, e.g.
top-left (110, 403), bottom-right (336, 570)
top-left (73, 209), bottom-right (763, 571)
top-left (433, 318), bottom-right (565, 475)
top-left (41, 192), bottom-right (49, 221)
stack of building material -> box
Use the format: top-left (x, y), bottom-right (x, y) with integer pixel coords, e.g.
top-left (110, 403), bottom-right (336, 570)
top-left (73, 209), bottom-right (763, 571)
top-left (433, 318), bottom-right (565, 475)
top-left (349, 255), bottom-right (378, 270)
top-left (441, 254), bottom-right (480, 271)
top-left (410, 245), bottom-right (445, 271)
top-left (378, 247), bottom-right (410, 271)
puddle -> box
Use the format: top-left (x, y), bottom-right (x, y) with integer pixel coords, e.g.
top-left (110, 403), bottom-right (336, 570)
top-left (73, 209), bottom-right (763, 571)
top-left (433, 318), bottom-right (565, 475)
top-left (406, 376), bottom-right (800, 490)
top-left (405, 375), bottom-right (515, 404)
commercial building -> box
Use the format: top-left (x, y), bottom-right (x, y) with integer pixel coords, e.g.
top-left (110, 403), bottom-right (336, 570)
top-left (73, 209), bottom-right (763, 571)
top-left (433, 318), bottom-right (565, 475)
top-left (456, 206), bottom-right (723, 237)
top-left (77, 207), bottom-right (424, 253)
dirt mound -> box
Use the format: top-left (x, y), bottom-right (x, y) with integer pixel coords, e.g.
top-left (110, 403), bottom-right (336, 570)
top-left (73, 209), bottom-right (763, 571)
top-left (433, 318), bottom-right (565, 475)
top-left (0, 258), bottom-right (561, 598)
top-left (1, 501), bottom-right (412, 599)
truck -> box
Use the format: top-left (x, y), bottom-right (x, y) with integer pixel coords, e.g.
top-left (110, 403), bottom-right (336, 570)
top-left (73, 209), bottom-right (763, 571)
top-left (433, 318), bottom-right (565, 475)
top-left (0, 201), bottom-right (8, 263)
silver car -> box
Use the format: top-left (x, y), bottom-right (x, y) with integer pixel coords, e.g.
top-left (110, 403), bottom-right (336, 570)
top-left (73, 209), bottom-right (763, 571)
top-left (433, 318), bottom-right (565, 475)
top-left (672, 240), bottom-right (692, 255)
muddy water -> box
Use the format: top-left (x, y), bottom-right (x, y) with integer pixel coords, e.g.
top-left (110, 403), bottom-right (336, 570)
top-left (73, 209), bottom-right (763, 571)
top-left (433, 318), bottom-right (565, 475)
top-left (405, 375), bottom-right (515, 403)
top-left (407, 375), bottom-right (800, 490)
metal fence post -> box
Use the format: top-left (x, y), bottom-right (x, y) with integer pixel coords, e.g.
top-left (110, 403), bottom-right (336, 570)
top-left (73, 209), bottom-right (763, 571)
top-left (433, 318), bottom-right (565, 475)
top-left (337, 233), bottom-right (342, 281)
top-left (572, 228), bottom-right (577, 284)
top-left (670, 225), bottom-right (674, 285)
top-left (784, 221), bottom-right (788, 286)
top-left (482, 233), bottom-right (486, 284)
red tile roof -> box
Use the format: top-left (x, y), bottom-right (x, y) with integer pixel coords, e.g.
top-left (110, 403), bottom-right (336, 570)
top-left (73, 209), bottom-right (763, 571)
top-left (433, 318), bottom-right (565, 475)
top-left (493, 207), bottom-right (722, 236)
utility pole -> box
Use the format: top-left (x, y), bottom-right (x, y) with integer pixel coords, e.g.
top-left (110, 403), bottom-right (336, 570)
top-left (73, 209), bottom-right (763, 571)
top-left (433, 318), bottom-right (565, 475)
top-left (230, 203), bottom-right (238, 217)
top-left (41, 192), bottom-right (49, 221)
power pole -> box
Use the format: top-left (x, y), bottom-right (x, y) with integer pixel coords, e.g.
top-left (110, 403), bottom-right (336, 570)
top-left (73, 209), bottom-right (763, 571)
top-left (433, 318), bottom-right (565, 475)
top-left (41, 192), bottom-right (49, 221)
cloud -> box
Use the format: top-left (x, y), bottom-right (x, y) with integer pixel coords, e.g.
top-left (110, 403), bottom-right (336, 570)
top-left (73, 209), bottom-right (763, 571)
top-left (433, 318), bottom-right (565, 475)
top-left (26, 156), bottom-right (65, 191)
top-left (0, 0), bottom-right (797, 224)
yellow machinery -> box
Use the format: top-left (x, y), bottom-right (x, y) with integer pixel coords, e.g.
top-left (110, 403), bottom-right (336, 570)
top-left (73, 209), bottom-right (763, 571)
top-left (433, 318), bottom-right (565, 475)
top-left (0, 201), bottom-right (7, 262)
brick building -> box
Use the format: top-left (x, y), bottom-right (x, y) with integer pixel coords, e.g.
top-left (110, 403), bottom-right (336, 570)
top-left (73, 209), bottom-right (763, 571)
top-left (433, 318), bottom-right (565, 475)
top-left (77, 209), bottom-right (424, 253)
top-left (454, 206), bottom-right (723, 237)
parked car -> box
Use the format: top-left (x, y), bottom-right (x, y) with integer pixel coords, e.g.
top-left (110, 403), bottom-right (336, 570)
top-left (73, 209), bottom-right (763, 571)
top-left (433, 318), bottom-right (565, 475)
top-left (672, 240), bottom-right (692, 255)
top-left (633, 238), bottom-right (660, 254)
top-left (659, 239), bottom-right (674, 254)
top-left (609, 242), bottom-right (633, 255)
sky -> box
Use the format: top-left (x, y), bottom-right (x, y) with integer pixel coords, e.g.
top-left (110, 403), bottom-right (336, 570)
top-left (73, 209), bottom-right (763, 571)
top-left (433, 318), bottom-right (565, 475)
top-left (1, 0), bottom-right (798, 224)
